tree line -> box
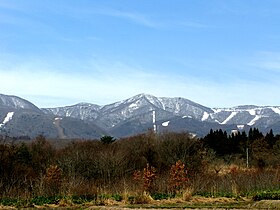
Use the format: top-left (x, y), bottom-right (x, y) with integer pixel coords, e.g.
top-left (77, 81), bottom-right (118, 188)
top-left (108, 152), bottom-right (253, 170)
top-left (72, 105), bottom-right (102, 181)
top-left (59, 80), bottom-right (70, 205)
top-left (202, 128), bottom-right (280, 167)
top-left (0, 128), bottom-right (279, 199)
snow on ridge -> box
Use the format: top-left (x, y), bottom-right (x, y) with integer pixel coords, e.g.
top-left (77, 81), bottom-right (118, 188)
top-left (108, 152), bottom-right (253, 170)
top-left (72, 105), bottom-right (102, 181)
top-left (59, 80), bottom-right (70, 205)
top-left (201, 112), bottom-right (209, 121)
top-left (270, 107), bottom-right (280, 115)
top-left (157, 98), bottom-right (166, 110)
top-left (221, 111), bottom-right (237, 125)
top-left (247, 115), bottom-right (262, 126)
top-left (162, 121), bottom-right (170, 127)
top-left (248, 109), bottom-right (256, 116)
top-left (212, 108), bottom-right (222, 113)
top-left (0, 112), bottom-right (14, 128)
top-left (11, 98), bottom-right (26, 109)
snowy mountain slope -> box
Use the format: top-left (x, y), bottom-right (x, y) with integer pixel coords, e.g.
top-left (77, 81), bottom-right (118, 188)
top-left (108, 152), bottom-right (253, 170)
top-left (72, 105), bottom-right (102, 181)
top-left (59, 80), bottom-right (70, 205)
top-left (1, 93), bottom-right (280, 138)
top-left (42, 102), bottom-right (101, 121)
top-left (45, 93), bottom-right (280, 132)
top-left (0, 112), bottom-right (14, 128)
top-left (0, 94), bottom-right (105, 139)
top-left (209, 106), bottom-right (280, 127)
top-left (44, 93), bottom-right (280, 137)
top-left (45, 93), bottom-right (214, 129)
top-left (0, 94), bottom-right (41, 112)
top-left (158, 116), bottom-right (240, 137)
top-left (97, 94), bottom-right (176, 129)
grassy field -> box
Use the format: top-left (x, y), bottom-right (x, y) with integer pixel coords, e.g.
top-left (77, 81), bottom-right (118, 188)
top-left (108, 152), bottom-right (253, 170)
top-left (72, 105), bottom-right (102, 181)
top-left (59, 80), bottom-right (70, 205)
top-left (0, 192), bottom-right (279, 209)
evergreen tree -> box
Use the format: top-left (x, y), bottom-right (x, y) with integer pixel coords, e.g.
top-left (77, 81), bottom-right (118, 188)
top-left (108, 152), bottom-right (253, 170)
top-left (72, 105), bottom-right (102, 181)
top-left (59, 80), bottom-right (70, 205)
top-left (265, 129), bottom-right (276, 148)
top-left (100, 135), bottom-right (116, 144)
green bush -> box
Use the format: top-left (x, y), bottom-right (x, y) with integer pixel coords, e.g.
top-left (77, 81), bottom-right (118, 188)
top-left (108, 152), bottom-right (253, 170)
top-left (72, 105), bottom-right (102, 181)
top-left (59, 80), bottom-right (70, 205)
top-left (31, 196), bottom-right (61, 205)
top-left (195, 192), bottom-right (235, 198)
top-left (0, 198), bottom-right (19, 206)
top-left (72, 194), bottom-right (97, 204)
top-left (151, 193), bottom-right (175, 200)
top-left (111, 194), bottom-right (122, 201)
top-left (253, 190), bottom-right (280, 201)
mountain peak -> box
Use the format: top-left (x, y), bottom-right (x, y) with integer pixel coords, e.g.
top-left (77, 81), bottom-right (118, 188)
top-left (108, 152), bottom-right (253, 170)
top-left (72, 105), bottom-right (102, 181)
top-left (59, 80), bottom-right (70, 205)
top-left (131, 93), bottom-right (156, 100)
top-left (0, 93), bottom-right (41, 112)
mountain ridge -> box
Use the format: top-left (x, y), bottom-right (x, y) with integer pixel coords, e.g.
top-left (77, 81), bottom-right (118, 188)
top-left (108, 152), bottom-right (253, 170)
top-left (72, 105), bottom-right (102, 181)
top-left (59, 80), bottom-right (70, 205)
top-left (41, 93), bottom-right (280, 137)
top-left (1, 93), bottom-right (280, 139)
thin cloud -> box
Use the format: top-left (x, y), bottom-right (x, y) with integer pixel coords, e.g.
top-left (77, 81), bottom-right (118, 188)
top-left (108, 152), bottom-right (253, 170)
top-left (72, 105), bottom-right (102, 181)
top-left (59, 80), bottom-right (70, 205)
top-left (95, 8), bottom-right (160, 28)
top-left (175, 20), bottom-right (212, 29)
top-left (96, 9), bottom-right (211, 30)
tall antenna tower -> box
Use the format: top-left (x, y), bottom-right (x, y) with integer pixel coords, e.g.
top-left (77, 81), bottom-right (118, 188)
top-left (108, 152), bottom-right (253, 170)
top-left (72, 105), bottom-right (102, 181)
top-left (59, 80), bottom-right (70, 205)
top-left (152, 110), bottom-right (156, 133)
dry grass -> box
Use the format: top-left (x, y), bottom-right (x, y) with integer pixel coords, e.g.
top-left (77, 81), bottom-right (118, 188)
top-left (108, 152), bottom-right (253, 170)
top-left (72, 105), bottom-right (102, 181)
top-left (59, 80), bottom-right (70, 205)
top-left (85, 195), bottom-right (254, 209)
top-left (0, 195), bottom-right (277, 209)
top-left (249, 200), bottom-right (280, 209)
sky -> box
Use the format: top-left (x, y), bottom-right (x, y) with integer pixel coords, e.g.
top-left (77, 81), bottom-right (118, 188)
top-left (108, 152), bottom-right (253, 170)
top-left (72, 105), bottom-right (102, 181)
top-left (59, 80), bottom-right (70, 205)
top-left (1, 0), bottom-right (280, 108)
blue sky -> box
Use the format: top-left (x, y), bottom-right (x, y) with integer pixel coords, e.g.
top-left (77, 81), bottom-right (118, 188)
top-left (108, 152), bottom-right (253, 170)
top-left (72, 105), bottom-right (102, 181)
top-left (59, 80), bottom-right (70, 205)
top-left (1, 0), bottom-right (280, 108)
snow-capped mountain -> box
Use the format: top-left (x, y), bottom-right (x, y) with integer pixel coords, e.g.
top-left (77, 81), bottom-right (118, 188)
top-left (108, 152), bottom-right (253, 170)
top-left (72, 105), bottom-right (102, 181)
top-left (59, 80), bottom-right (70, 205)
top-left (0, 94), bottom-right (106, 139)
top-left (43, 93), bottom-right (280, 137)
top-left (43, 93), bottom-right (213, 130)
top-left (0, 94), bottom-right (41, 112)
top-left (1, 93), bottom-right (280, 139)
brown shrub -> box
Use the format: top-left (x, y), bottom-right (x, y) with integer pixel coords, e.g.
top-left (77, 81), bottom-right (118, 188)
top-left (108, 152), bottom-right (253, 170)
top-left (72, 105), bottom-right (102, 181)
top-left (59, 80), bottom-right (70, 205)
top-left (44, 165), bottom-right (62, 195)
top-left (169, 160), bottom-right (189, 193)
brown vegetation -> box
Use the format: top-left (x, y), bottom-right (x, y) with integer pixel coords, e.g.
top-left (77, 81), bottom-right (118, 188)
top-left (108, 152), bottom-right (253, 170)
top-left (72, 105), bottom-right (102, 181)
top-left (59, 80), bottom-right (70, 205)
top-left (0, 130), bottom-right (279, 206)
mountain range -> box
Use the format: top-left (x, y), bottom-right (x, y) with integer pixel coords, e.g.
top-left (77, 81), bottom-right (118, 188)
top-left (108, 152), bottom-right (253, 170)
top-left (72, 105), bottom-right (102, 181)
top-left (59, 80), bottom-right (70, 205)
top-left (0, 93), bottom-right (280, 139)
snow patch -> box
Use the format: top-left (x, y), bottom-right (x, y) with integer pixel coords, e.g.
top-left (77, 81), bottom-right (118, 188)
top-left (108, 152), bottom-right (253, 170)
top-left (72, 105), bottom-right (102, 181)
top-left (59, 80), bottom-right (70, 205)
top-left (201, 112), bottom-right (209, 121)
top-left (221, 112), bottom-right (237, 124)
top-left (0, 112), bottom-right (14, 128)
top-left (248, 109), bottom-right (256, 116)
top-left (212, 108), bottom-right (222, 113)
top-left (174, 103), bottom-right (180, 114)
top-left (55, 117), bottom-right (63, 120)
top-left (129, 103), bottom-right (138, 109)
top-left (231, 130), bottom-right (239, 135)
top-left (215, 119), bottom-right (222, 124)
top-left (66, 110), bottom-right (71, 117)
top-left (247, 115), bottom-right (262, 126)
top-left (237, 125), bottom-right (245, 129)
top-left (162, 121), bottom-right (170, 127)
top-left (189, 133), bottom-right (197, 138)
top-left (271, 107), bottom-right (280, 115)
top-left (182, 115), bottom-right (192, 119)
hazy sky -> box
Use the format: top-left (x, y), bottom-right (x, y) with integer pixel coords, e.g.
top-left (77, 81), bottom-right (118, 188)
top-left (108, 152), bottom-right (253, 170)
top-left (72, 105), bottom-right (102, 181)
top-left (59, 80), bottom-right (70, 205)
top-left (1, 0), bottom-right (280, 108)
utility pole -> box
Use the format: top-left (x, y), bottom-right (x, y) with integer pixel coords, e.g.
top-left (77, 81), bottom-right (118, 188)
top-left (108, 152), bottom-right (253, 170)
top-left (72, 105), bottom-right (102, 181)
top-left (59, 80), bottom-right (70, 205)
top-left (246, 147), bottom-right (249, 168)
